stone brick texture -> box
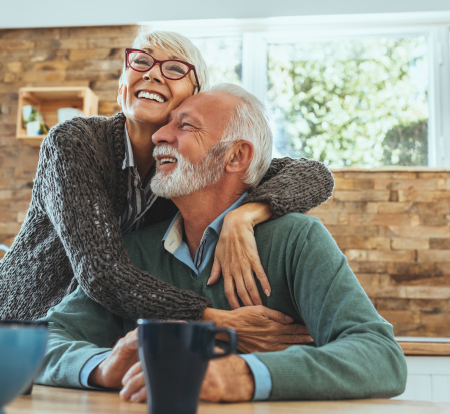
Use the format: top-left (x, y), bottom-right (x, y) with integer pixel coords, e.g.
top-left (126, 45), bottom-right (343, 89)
top-left (308, 170), bottom-right (450, 337)
top-left (1, 26), bottom-right (449, 337)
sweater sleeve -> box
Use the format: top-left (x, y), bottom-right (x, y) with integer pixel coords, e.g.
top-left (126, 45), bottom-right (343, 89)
top-left (35, 286), bottom-right (123, 389)
top-left (34, 120), bottom-right (211, 321)
top-left (254, 218), bottom-right (407, 400)
top-left (243, 157), bottom-right (334, 219)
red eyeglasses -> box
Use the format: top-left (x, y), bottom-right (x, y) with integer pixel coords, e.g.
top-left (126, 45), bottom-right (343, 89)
top-left (125, 48), bottom-right (201, 92)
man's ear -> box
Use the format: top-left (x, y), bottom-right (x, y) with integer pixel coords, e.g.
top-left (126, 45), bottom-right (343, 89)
top-left (225, 141), bottom-right (254, 174)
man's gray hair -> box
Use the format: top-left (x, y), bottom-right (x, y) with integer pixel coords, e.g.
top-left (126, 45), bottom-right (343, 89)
top-left (210, 83), bottom-right (273, 188)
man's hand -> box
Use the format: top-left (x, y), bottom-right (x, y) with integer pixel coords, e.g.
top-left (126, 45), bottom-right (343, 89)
top-left (89, 329), bottom-right (139, 388)
top-left (202, 306), bottom-right (313, 353)
top-left (200, 355), bottom-right (254, 402)
top-left (120, 355), bottom-right (255, 404)
top-left (120, 361), bottom-right (147, 403)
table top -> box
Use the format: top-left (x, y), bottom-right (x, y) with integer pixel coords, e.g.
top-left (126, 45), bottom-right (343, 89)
top-left (398, 341), bottom-right (450, 356)
top-left (4, 385), bottom-right (450, 414)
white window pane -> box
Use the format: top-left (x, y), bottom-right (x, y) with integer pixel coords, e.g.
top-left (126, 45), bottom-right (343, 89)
top-left (191, 37), bottom-right (242, 86)
top-left (267, 37), bottom-right (429, 167)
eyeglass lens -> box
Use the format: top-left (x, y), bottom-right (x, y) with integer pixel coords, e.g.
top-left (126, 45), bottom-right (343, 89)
top-left (128, 52), bottom-right (190, 80)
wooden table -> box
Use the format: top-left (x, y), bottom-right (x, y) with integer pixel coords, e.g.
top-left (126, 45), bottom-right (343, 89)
top-left (4, 385), bottom-right (450, 414)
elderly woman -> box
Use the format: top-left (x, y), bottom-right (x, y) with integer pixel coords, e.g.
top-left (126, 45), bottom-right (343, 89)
top-left (0, 30), bottom-right (333, 346)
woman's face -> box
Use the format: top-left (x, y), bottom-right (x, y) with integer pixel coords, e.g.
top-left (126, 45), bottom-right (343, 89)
top-left (119, 46), bottom-right (196, 129)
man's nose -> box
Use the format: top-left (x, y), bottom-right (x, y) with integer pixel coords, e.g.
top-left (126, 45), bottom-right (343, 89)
top-left (152, 124), bottom-right (176, 146)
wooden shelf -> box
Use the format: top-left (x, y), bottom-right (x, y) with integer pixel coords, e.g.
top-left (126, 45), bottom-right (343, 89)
top-left (16, 87), bottom-right (99, 147)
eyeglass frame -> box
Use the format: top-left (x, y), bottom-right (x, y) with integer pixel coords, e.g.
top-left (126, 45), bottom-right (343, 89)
top-left (125, 48), bottom-right (201, 92)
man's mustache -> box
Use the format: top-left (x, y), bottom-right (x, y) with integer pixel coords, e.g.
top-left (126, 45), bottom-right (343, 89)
top-left (153, 145), bottom-right (182, 167)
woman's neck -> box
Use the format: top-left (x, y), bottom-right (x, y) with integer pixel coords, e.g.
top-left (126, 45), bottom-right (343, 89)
top-left (125, 118), bottom-right (158, 182)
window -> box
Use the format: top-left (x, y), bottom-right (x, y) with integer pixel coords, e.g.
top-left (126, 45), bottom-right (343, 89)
top-left (149, 14), bottom-right (450, 168)
top-left (190, 37), bottom-right (242, 85)
top-left (267, 36), bottom-right (429, 167)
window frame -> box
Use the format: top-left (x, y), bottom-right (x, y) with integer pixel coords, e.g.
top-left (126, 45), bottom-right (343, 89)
top-left (147, 12), bottom-right (450, 168)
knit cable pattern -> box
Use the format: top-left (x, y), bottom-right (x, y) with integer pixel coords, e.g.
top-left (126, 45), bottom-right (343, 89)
top-left (244, 157), bottom-right (334, 218)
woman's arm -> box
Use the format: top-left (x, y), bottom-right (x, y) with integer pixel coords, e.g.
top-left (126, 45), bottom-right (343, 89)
top-left (243, 157), bottom-right (334, 218)
top-left (34, 119), bottom-right (210, 321)
top-left (211, 157), bottom-right (334, 308)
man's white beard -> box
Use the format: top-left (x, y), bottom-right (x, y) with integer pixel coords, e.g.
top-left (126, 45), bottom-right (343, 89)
top-left (151, 143), bottom-right (230, 199)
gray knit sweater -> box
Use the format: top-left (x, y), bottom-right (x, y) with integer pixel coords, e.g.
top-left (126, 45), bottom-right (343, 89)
top-left (0, 113), bottom-right (334, 321)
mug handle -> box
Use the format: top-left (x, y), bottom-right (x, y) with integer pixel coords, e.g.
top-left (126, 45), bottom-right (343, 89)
top-left (207, 327), bottom-right (238, 360)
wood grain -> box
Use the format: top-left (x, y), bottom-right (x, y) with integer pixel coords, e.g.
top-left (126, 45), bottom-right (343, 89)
top-left (4, 385), bottom-right (450, 414)
top-left (399, 342), bottom-right (450, 356)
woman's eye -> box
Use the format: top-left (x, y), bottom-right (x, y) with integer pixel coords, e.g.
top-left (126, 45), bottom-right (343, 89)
top-left (134, 59), bottom-right (150, 65)
top-left (167, 64), bottom-right (187, 75)
top-left (181, 122), bottom-right (192, 128)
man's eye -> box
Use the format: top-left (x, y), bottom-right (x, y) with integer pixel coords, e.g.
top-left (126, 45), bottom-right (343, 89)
top-left (181, 122), bottom-right (192, 128)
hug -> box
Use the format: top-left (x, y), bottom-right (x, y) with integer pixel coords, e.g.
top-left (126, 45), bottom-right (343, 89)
top-left (0, 29), bottom-right (406, 405)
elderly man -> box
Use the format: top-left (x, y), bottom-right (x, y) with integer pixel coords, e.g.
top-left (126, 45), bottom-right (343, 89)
top-left (36, 84), bottom-right (406, 402)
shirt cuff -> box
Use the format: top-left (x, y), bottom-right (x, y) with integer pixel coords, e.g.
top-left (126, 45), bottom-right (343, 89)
top-left (80, 351), bottom-right (111, 389)
top-left (238, 354), bottom-right (272, 400)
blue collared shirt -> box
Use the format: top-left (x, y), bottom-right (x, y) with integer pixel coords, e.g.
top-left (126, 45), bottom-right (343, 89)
top-left (81, 191), bottom-right (272, 400)
top-left (161, 192), bottom-right (246, 277)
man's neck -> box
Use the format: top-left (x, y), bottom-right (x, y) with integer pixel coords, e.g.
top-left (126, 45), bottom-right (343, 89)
top-left (125, 119), bottom-right (158, 181)
top-left (172, 180), bottom-right (247, 259)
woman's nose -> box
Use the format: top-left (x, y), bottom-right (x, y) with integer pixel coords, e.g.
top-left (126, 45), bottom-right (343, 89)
top-left (143, 63), bottom-right (164, 83)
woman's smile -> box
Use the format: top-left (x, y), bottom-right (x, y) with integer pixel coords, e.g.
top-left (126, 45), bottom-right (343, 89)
top-left (135, 90), bottom-right (167, 103)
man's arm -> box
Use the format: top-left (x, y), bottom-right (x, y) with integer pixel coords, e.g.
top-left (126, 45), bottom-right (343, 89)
top-left (252, 217), bottom-right (407, 400)
top-left (35, 286), bottom-right (125, 389)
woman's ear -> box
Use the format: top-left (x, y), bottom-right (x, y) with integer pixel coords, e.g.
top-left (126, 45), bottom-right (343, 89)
top-left (117, 84), bottom-right (123, 107)
top-left (225, 141), bottom-right (254, 174)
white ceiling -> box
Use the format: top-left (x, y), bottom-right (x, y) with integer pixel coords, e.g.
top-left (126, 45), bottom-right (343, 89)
top-left (1, 0), bottom-right (450, 29)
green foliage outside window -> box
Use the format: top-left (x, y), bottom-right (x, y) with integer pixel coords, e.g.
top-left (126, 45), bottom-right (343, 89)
top-left (267, 37), bottom-right (429, 167)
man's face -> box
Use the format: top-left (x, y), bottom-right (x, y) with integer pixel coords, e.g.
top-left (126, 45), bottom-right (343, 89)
top-left (150, 92), bottom-right (239, 198)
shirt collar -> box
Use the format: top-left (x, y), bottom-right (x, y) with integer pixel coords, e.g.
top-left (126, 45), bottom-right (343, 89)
top-left (122, 125), bottom-right (136, 170)
top-left (162, 191), bottom-right (249, 254)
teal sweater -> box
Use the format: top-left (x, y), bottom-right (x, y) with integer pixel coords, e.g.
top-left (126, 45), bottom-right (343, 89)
top-left (36, 213), bottom-right (406, 400)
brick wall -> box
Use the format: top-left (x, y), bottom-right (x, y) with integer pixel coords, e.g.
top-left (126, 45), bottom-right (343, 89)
top-left (308, 169), bottom-right (450, 337)
top-left (1, 26), bottom-right (449, 337)
top-left (0, 25), bottom-right (139, 250)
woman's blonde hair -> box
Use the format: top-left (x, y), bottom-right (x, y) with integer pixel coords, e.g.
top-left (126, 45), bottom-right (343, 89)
top-left (119, 29), bottom-right (209, 94)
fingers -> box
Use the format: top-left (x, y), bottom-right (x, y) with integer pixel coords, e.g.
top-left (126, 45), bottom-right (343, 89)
top-left (223, 272), bottom-right (240, 310)
top-left (250, 257), bottom-right (271, 297)
top-left (207, 257), bottom-right (222, 286)
top-left (279, 334), bottom-right (314, 344)
top-left (261, 307), bottom-right (294, 324)
top-left (120, 375), bottom-right (147, 403)
top-left (121, 362), bottom-right (147, 403)
top-left (287, 324), bottom-right (310, 335)
top-left (233, 269), bottom-right (254, 307)
top-left (116, 329), bottom-right (138, 357)
top-left (242, 266), bottom-right (263, 306)
top-left (122, 361), bottom-right (142, 385)
top-left (266, 322), bottom-right (311, 336)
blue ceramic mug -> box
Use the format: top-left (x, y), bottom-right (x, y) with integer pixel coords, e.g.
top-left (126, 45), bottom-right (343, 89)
top-left (0, 321), bottom-right (48, 414)
top-left (138, 320), bottom-right (238, 414)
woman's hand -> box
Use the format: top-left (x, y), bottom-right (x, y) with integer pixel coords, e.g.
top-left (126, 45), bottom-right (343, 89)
top-left (209, 202), bottom-right (273, 309)
top-left (202, 306), bottom-right (313, 353)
